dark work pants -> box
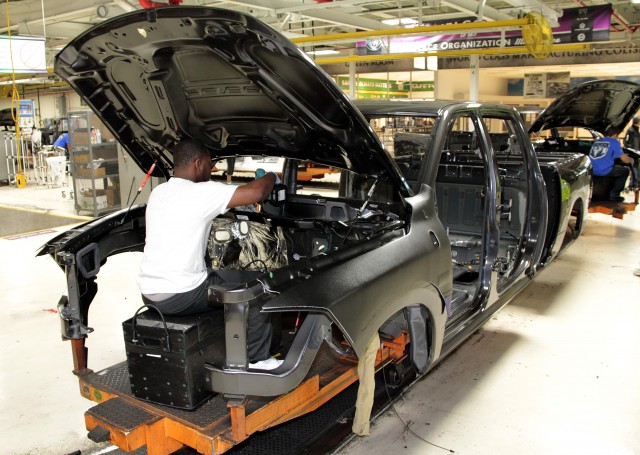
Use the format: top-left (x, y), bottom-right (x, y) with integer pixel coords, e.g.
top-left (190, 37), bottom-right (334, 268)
top-left (141, 271), bottom-right (272, 363)
top-left (606, 165), bottom-right (630, 199)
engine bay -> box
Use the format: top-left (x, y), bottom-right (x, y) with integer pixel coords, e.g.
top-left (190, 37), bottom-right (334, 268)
top-left (207, 192), bottom-right (407, 274)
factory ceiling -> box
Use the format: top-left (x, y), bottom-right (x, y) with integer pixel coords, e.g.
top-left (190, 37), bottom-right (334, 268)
top-left (1, 0), bottom-right (639, 90)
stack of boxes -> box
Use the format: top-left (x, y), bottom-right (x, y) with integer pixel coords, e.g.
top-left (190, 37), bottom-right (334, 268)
top-left (70, 112), bottom-right (121, 214)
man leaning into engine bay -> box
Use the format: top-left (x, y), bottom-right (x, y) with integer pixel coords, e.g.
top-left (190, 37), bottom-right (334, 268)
top-left (136, 138), bottom-right (283, 370)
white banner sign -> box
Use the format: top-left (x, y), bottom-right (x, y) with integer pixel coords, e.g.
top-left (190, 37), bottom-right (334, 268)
top-left (0, 36), bottom-right (47, 73)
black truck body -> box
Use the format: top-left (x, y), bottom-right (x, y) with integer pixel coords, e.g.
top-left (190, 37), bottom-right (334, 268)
top-left (37, 6), bottom-right (594, 453)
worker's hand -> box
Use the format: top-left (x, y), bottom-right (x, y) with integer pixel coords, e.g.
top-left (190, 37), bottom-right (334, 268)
top-left (621, 153), bottom-right (634, 165)
top-left (255, 168), bottom-right (281, 185)
top-left (229, 169), bottom-right (283, 209)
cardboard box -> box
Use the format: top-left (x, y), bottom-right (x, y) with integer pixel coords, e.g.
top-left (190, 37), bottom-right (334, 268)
top-left (72, 153), bottom-right (90, 163)
top-left (73, 132), bottom-right (91, 146)
top-left (93, 146), bottom-right (118, 161)
top-left (78, 193), bottom-right (108, 211)
top-left (75, 166), bottom-right (106, 178)
top-left (104, 187), bottom-right (121, 206)
top-left (82, 189), bottom-right (106, 197)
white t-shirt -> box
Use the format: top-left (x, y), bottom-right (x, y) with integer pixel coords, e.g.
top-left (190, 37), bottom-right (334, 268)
top-left (137, 177), bottom-right (237, 294)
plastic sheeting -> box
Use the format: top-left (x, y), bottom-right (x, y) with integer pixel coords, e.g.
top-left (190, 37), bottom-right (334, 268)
top-left (45, 155), bottom-right (67, 187)
top-left (352, 333), bottom-right (380, 436)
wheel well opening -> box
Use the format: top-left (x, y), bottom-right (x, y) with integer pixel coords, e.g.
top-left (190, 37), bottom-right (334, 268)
top-left (561, 197), bottom-right (585, 249)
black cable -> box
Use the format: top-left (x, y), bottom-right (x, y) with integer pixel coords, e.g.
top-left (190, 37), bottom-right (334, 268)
top-left (241, 259), bottom-right (268, 272)
top-left (330, 225), bottom-right (360, 242)
top-left (380, 347), bottom-right (455, 453)
top-left (338, 174), bottom-right (381, 247)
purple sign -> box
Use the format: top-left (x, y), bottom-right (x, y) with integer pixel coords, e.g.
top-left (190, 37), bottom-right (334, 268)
top-left (356, 5), bottom-right (611, 54)
top-left (552, 5), bottom-right (611, 44)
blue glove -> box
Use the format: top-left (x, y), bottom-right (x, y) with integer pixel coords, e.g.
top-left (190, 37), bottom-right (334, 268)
top-left (255, 168), bottom-right (280, 184)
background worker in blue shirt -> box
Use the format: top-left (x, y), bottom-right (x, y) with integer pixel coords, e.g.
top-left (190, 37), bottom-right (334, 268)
top-left (589, 127), bottom-right (634, 202)
top-left (53, 132), bottom-right (69, 158)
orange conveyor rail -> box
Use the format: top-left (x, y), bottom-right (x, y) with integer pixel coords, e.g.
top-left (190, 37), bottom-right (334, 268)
top-left (76, 332), bottom-right (410, 455)
top-left (588, 188), bottom-right (639, 219)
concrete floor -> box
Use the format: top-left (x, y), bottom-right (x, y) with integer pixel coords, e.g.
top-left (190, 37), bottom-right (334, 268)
top-left (1, 183), bottom-right (640, 455)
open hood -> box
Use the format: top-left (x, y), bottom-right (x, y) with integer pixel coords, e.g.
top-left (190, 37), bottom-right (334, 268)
top-left (54, 6), bottom-right (395, 180)
top-left (529, 80), bottom-right (640, 135)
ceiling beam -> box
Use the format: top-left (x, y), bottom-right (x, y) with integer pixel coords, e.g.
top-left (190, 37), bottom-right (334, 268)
top-left (441, 0), bottom-right (514, 21)
top-left (291, 17), bottom-right (530, 44)
top-left (209, 0), bottom-right (396, 30)
top-left (0, 1), bottom-right (126, 34)
top-left (499, 0), bottom-right (560, 26)
top-left (275, 0), bottom-right (372, 14)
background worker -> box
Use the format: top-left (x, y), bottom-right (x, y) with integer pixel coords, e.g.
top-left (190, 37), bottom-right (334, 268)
top-left (624, 117), bottom-right (640, 151)
top-left (137, 139), bottom-right (282, 370)
top-left (623, 117), bottom-right (640, 187)
top-left (626, 118), bottom-right (640, 277)
top-left (53, 132), bottom-right (69, 158)
top-left (225, 157), bottom-right (235, 184)
top-left (589, 127), bottom-right (634, 202)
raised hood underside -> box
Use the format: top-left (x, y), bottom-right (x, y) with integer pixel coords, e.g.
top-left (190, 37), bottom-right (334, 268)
top-left (54, 6), bottom-right (395, 180)
top-left (529, 79), bottom-right (640, 135)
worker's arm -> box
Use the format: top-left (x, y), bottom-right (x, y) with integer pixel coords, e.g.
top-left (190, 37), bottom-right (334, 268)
top-left (620, 153), bottom-right (634, 164)
top-left (227, 172), bottom-right (277, 208)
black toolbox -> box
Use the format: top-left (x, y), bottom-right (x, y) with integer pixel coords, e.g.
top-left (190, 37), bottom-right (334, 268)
top-left (122, 306), bottom-right (226, 410)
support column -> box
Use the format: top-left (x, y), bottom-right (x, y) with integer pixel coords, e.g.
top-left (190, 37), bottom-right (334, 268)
top-left (470, 0), bottom-right (485, 102)
top-left (469, 54), bottom-right (480, 102)
top-left (349, 58), bottom-right (356, 99)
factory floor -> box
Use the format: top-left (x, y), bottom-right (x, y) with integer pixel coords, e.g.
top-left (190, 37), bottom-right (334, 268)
top-left (1, 182), bottom-right (640, 455)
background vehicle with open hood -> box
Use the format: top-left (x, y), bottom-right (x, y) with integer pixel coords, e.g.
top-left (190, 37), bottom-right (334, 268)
top-left (528, 80), bottom-right (640, 214)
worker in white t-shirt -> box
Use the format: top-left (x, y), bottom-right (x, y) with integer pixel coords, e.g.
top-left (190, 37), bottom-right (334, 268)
top-left (137, 138), bottom-right (281, 370)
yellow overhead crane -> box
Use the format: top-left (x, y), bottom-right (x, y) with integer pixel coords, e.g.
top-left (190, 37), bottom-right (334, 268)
top-left (290, 13), bottom-right (591, 64)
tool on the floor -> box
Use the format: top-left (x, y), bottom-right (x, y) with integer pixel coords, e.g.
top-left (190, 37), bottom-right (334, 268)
top-left (15, 172), bottom-right (26, 188)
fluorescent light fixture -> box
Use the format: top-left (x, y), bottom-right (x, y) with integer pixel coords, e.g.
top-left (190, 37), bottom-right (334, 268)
top-left (382, 17), bottom-right (419, 26)
top-left (306, 49), bottom-right (340, 55)
top-left (0, 76), bottom-right (55, 85)
top-left (631, 0), bottom-right (640, 4)
top-left (282, 31), bottom-right (307, 39)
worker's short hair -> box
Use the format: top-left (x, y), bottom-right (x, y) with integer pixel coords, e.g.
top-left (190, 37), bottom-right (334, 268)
top-left (172, 139), bottom-right (211, 168)
top-left (606, 126), bottom-right (621, 137)
top-left (633, 116), bottom-right (640, 125)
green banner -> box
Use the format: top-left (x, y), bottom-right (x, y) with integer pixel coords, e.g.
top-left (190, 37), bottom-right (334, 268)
top-left (336, 76), bottom-right (433, 99)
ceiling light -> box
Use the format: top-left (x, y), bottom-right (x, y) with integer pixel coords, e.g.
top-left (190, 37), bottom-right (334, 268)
top-left (0, 77), bottom-right (54, 85)
top-left (282, 31), bottom-right (307, 39)
top-left (382, 18), bottom-right (419, 27)
top-left (306, 49), bottom-right (340, 55)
